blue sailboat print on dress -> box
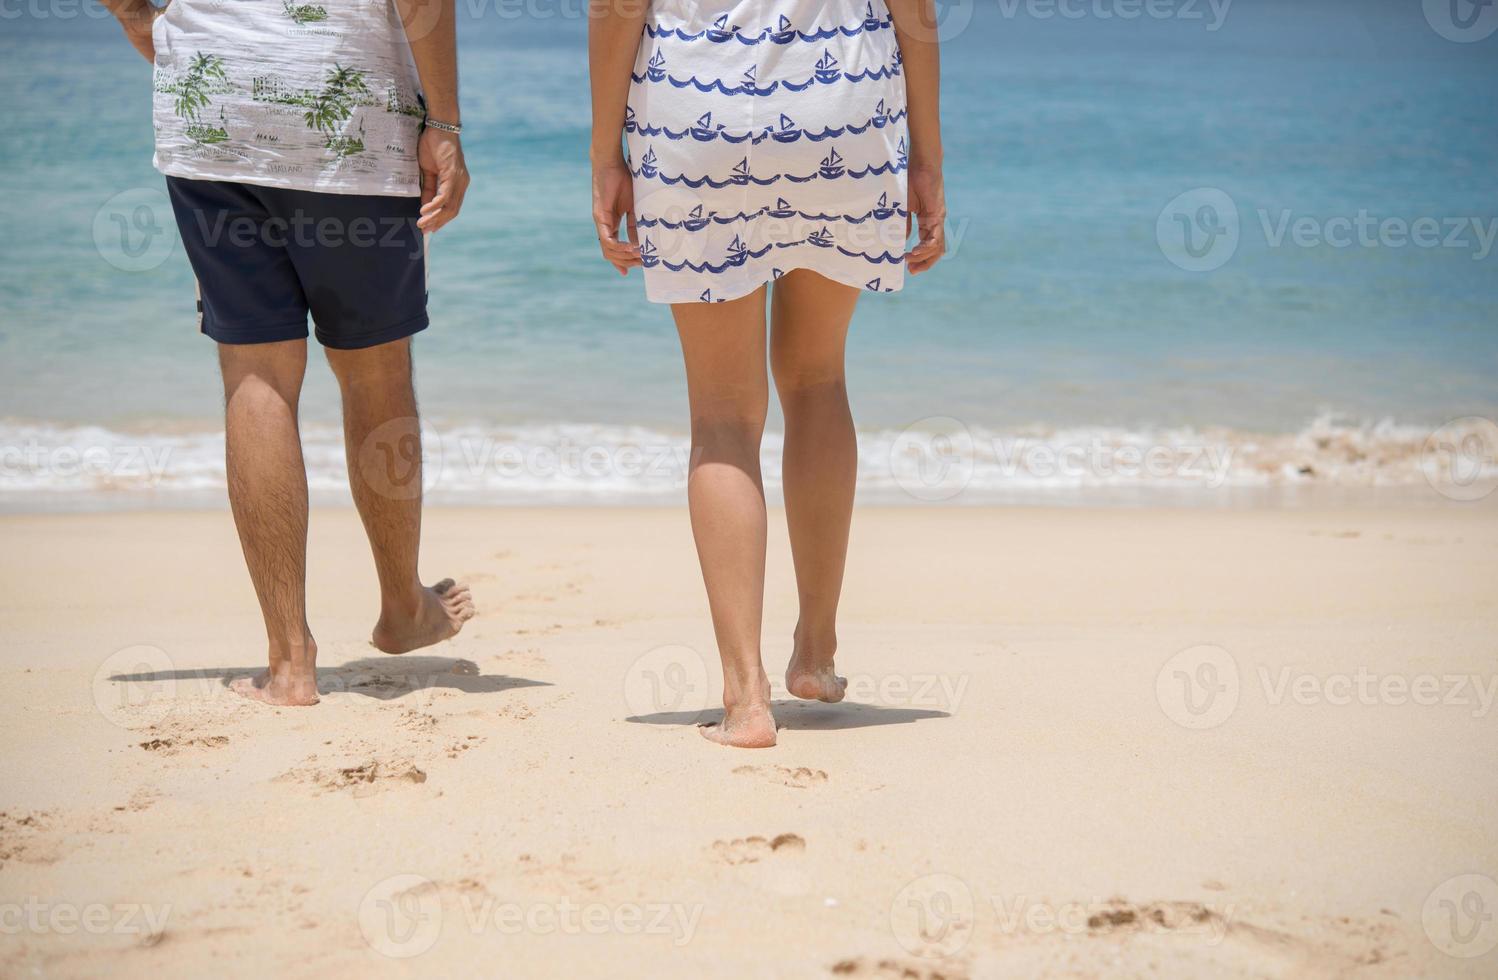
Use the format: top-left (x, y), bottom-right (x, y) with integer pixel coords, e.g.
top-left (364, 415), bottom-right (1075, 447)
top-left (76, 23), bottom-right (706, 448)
top-left (645, 50), bottom-right (666, 82)
top-left (814, 50), bottom-right (841, 84)
top-left (896, 136), bottom-right (908, 169)
top-left (768, 197), bottom-right (795, 219)
top-left (637, 146), bottom-right (659, 179)
top-left (639, 237), bottom-right (659, 268)
top-left (808, 226), bottom-right (835, 248)
top-left (872, 192), bottom-right (897, 221)
top-left (771, 114), bottom-right (801, 143)
top-left (706, 13), bottom-right (737, 42)
top-left (771, 14), bottom-right (796, 43)
top-left (699, 288), bottom-right (713, 302)
top-left (683, 204), bottom-right (709, 232)
top-left (726, 235), bottom-right (750, 267)
top-left (624, 106), bottom-right (637, 133)
top-left (862, 2), bottom-right (881, 31)
top-left (690, 113), bottom-right (718, 142)
top-left (865, 276), bottom-right (882, 291)
top-left (872, 99), bottom-right (888, 129)
top-left (819, 148), bottom-right (845, 180)
top-left (730, 157), bottom-right (752, 185)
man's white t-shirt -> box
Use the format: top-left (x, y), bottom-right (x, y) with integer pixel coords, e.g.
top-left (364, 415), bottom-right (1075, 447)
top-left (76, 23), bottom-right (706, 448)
top-left (152, 0), bottom-right (424, 197)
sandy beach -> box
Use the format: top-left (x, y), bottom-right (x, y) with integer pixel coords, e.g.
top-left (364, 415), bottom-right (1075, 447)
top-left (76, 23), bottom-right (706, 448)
top-left (2, 503), bottom-right (1496, 977)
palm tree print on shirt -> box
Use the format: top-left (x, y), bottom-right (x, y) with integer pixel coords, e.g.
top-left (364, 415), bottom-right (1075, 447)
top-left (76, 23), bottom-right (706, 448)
top-left (303, 65), bottom-right (370, 157)
top-left (171, 52), bottom-right (230, 144)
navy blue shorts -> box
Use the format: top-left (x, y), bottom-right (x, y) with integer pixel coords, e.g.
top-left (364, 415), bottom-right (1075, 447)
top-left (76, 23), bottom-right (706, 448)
top-left (166, 177), bottom-right (428, 349)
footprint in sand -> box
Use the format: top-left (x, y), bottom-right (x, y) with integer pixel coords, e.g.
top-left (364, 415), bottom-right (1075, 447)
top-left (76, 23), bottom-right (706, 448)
top-left (831, 958), bottom-right (966, 980)
top-left (137, 735), bottom-right (230, 755)
top-left (711, 833), bottom-right (806, 866)
top-left (1077, 898), bottom-right (1401, 976)
top-left (0, 810), bottom-right (60, 868)
top-left (734, 764), bottom-right (828, 789)
top-left (278, 757), bottom-right (428, 797)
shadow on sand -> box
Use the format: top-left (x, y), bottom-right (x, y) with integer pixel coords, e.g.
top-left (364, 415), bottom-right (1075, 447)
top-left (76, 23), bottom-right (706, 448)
top-left (109, 655), bottom-right (550, 702)
top-left (626, 698), bottom-right (949, 731)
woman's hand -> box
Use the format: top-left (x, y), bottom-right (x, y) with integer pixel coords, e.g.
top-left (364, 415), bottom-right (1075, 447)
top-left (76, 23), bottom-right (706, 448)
top-left (593, 155), bottom-right (640, 276)
top-left (906, 164), bottom-right (947, 274)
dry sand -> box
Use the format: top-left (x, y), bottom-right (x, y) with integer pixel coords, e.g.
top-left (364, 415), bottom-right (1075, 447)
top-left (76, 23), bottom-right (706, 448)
top-left (2, 504), bottom-right (1496, 977)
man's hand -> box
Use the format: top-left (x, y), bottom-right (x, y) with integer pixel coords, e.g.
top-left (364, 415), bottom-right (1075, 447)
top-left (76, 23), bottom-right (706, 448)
top-left (417, 127), bottom-right (470, 233)
top-left (109, 0), bottom-right (162, 62)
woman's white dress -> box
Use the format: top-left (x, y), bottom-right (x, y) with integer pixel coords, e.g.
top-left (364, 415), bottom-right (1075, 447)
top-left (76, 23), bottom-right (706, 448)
top-left (626, 0), bottom-right (909, 304)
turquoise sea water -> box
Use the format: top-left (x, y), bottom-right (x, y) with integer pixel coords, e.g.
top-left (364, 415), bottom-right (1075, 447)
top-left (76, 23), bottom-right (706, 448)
top-left (1, 1), bottom-right (1496, 504)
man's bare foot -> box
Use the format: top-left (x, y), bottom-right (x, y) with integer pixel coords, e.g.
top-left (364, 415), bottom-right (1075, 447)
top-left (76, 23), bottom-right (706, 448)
top-left (231, 665), bottom-right (319, 706)
top-left (699, 701), bottom-right (778, 748)
top-left (371, 578), bottom-right (476, 655)
top-left (786, 635), bottom-right (847, 703)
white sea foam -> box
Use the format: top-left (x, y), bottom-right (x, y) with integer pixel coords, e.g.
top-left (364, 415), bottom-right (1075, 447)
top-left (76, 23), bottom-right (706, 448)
top-left (0, 414), bottom-right (1492, 508)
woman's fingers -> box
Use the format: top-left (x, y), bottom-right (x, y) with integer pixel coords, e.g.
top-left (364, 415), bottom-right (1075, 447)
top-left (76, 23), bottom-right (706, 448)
top-left (594, 207), bottom-right (641, 275)
top-left (907, 211), bottom-right (946, 274)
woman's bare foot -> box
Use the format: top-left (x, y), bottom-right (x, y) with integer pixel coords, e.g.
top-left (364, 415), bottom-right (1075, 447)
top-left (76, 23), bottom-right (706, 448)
top-left (699, 701), bottom-right (778, 748)
top-left (371, 579), bottom-right (476, 655)
top-left (785, 632), bottom-right (847, 703)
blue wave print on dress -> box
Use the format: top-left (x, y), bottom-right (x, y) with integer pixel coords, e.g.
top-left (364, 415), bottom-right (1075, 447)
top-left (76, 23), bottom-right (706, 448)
top-left (637, 194), bottom-right (910, 230)
top-left (631, 50), bottom-right (902, 96)
top-left (662, 239), bottom-right (778, 275)
top-left (644, 5), bottom-right (893, 45)
top-left (636, 147), bottom-right (907, 189)
top-left (628, 106), bottom-right (908, 146)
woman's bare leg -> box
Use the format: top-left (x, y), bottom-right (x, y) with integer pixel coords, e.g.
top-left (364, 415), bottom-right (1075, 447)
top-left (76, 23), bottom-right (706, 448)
top-left (770, 271), bottom-right (862, 703)
top-left (672, 287), bottom-right (777, 748)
